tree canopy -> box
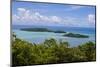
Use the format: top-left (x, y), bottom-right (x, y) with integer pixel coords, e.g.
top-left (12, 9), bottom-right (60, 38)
top-left (12, 34), bottom-right (96, 66)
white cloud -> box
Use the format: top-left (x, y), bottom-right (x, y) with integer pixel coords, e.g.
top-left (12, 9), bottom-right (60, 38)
top-left (12, 8), bottom-right (95, 27)
top-left (12, 15), bottom-right (20, 21)
top-left (17, 8), bottom-right (26, 12)
top-left (13, 8), bottom-right (62, 24)
top-left (71, 6), bottom-right (84, 10)
top-left (66, 6), bottom-right (84, 11)
top-left (50, 16), bottom-right (62, 23)
top-left (88, 14), bottom-right (95, 24)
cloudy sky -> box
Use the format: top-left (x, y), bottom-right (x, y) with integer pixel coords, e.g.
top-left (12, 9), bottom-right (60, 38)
top-left (12, 1), bottom-right (96, 28)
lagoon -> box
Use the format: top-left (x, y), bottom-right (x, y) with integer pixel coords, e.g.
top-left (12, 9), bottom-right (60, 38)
top-left (12, 25), bottom-right (95, 47)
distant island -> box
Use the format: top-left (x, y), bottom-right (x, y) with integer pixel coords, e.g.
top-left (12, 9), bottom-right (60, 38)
top-left (20, 28), bottom-right (66, 33)
top-left (63, 33), bottom-right (89, 38)
top-left (54, 30), bottom-right (66, 33)
top-left (20, 28), bottom-right (89, 38)
top-left (21, 28), bottom-right (53, 32)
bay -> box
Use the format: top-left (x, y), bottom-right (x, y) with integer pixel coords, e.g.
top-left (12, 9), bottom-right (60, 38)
top-left (12, 25), bottom-right (95, 47)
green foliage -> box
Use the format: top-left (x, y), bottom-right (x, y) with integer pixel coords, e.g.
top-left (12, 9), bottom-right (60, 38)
top-left (20, 28), bottom-right (66, 33)
top-left (63, 33), bottom-right (89, 38)
top-left (78, 41), bottom-right (96, 61)
top-left (12, 35), bottom-right (96, 66)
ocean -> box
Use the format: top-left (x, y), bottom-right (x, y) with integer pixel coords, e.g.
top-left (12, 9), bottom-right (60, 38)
top-left (12, 25), bottom-right (96, 47)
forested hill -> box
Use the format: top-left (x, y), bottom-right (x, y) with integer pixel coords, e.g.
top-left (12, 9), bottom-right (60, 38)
top-left (12, 34), bottom-right (96, 66)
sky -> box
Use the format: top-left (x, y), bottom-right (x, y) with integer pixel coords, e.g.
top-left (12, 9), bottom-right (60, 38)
top-left (12, 1), bottom-right (96, 28)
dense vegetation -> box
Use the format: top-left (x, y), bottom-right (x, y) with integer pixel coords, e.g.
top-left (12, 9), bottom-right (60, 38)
top-left (20, 28), bottom-right (66, 33)
top-left (63, 33), bottom-right (89, 38)
top-left (12, 33), bottom-right (96, 66)
top-left (21, 28), bottom-right (53, 32)
top-left (54, 30), bottom-right (66, 33)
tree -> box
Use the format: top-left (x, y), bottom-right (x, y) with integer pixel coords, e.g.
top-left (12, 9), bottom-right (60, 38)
top-left (78, 41), bottom-right (96, 61)
top-left (12, 34), bottom-right (96, 66)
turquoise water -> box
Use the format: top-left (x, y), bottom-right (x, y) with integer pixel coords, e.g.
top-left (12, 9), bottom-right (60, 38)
top-left (13, 28), bottom-right (95, 47)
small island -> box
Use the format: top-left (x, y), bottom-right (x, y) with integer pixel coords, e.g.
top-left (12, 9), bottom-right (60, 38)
top-left (20, 28), bottom-right (66, 33)
top-left (54, 30), bottom-right (66, 33)
top-left (63, 33), bottom-right (89, 38)
top-left (20, 28), bottom-right (89, 38)
top-left (20, 28), bottom-right (53, 32)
